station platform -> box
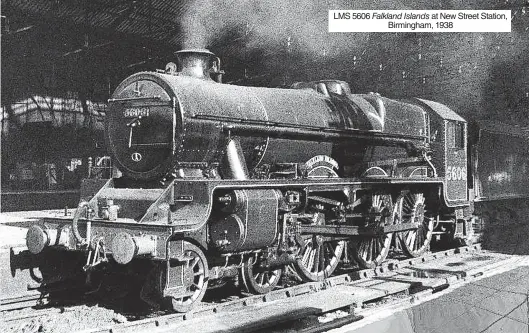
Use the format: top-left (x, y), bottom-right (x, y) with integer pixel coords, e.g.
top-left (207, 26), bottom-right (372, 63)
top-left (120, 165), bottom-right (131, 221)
top-left (1, 190), bottom-right (79, 212)
top-left (0, 209), bottom-right (74, 248)
top-left (334, 262), bottom-right (529, 333)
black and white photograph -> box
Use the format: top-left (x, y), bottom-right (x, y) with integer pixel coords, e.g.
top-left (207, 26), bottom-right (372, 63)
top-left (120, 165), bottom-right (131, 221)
top-left (1, 1), bottom-right (529, 332)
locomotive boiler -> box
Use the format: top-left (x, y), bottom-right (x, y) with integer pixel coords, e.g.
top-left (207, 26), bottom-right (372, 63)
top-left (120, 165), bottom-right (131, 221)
top-left (107, 49), bottom-right (427, 182)
top-left (23, 49), bottom-right (476, 312)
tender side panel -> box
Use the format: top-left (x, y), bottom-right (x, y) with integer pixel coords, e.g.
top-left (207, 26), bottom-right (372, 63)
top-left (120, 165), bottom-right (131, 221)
top-left (474, 129), bottom-right (529, 200)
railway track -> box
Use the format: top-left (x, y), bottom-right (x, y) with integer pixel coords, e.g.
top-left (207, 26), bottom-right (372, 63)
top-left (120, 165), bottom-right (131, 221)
top-left (84, 244), bottom-right (521, 332)
top-left (1, 243), bottom-right (522, 333)
top-left (1, 247), bottom-right (44, 312)
top-left (1, 246), bottom-right (90, 312)
top-left (0, 294), bottom-right (49, 312)
top-left (0, 243), bottom-right (470, 313)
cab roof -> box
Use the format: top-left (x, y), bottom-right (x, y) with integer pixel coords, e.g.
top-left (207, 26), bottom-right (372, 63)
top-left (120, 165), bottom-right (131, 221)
top-left (415, 98), bottom-right (466, 122)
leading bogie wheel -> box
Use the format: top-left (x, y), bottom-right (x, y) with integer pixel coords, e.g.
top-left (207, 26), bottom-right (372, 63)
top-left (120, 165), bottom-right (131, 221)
top-left (169, 242), bottom-right (209, 312)
top-left (397, 191), bottom-right (434, 258)
top-left (240, 256), bottom-right (283, 294)
top-left (140, 241), bottom-right (209, 313)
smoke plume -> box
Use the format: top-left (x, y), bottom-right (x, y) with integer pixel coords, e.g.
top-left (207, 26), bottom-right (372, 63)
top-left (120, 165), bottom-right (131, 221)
top-left (179, 0), bottom-right (415, 56)
top-left (179, 0), bottom-right (529, 125)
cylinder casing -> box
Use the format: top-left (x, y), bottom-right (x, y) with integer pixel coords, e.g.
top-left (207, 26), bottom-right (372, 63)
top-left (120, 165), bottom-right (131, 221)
top-left (209, 189), bottom-right (280, 252)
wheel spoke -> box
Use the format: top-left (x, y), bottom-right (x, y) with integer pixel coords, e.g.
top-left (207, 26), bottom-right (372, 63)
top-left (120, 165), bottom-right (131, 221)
top-left (410, 231), bottom-right (417, 250)
top-left (404, 196), bottom-right (413, 209)
top-left (374, 238), bottom-right (381, 260)
top-left (370, 240), bottom-right (375, 261)
top-left (369, 239), bottom-right (375, 261)
top-left (264, 273), bottom-right (270, 285)
top-left (405, 231), bottom-right (411, 247)
top-left (364, 240), bottom-right (371, 262)
top-left (418, 227), bottom-right (425, 247)
top-left (359, 241), bottom-right (367, 259)
top-left (307, 248), bottom-right (315, 270)
top-left (324, 243), bottom-right (332, 257)
top-left (190, 257), bottom-right (199, 269)
top-left (319, 245), bottom-right (326, 271)
top-left (301, 243), bottom-right (312, 265)
top-left (312, 245), bottom-right (321, 273)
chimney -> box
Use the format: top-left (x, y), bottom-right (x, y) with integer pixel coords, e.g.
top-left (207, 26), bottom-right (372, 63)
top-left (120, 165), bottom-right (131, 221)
top-left (175, 49), bottom-right (216, 80)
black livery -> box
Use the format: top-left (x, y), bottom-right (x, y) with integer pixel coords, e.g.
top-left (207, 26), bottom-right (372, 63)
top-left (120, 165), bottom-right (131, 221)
top-left (23, 49), bottom-right (529, 312)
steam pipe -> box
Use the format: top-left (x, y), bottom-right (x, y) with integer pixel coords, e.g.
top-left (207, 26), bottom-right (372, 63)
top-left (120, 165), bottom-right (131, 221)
top-left (225, 138), bottom-right (249, 180)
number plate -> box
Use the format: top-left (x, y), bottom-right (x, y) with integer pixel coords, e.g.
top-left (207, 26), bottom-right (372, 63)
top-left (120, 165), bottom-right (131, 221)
top-left (446, 165), bottom-right (467, 181)
top-left (123, 107), bottom-right (150, 118)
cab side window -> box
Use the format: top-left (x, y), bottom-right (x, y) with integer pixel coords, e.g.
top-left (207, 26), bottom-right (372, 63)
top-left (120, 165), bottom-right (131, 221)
top-left (430, 120), bottom-right (440, 142)
top-left (447, 121), bottom-right (464, 149)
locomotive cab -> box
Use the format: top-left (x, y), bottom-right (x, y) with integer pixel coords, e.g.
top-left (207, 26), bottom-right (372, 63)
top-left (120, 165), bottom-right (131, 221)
top-left (418, 99), bottom-right (469, 206)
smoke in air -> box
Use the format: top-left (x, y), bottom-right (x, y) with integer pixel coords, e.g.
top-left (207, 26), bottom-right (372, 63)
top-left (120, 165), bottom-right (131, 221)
top-left (179, 0), bottom-right (415, 56)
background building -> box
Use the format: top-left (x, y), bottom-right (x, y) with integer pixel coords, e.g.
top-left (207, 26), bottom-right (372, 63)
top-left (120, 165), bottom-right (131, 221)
top-left (1, 0), bottom-right (528, 210)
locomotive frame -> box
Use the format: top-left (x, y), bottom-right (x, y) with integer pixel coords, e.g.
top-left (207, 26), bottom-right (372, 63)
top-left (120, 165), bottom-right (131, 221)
top-left (23, 49), bottom-right (477, 313)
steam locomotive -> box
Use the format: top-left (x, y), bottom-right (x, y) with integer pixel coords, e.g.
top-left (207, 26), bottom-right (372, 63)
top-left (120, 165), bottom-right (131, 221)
top-left (22, 49), bottom-right (529, 312)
